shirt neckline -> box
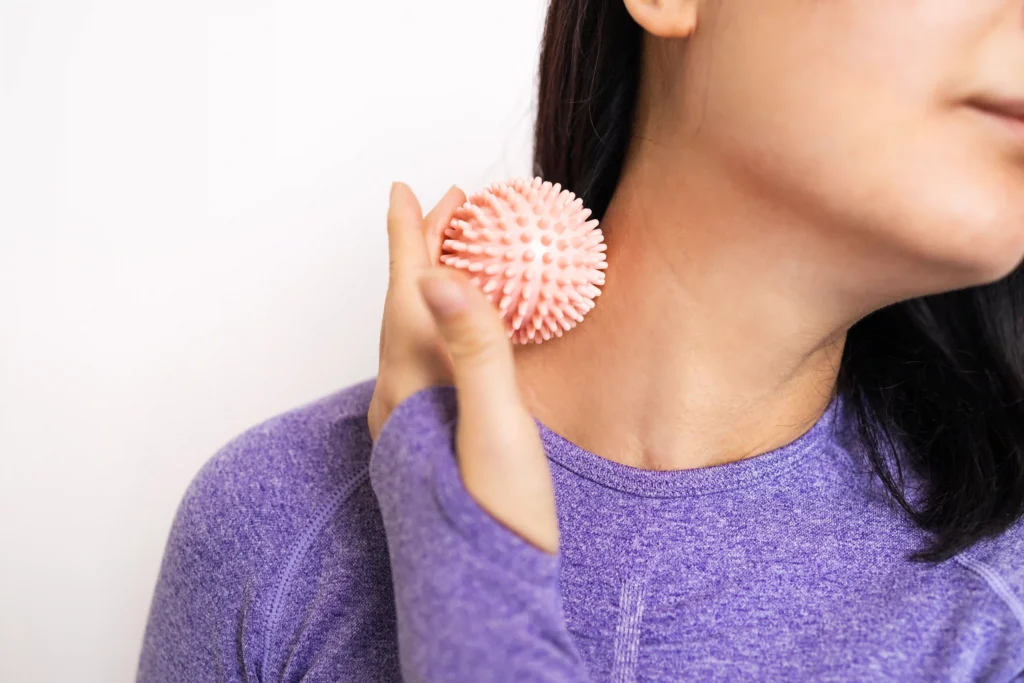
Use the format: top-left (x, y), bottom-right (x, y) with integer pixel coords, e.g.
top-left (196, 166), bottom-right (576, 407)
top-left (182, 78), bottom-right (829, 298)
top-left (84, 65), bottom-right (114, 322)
top-left (534, 391), bottom-right (846, 498)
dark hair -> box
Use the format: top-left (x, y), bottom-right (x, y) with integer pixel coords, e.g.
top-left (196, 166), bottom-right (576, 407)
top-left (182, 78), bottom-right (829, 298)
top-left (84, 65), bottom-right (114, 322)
top-left (533, 0), bottom-right (1024, 563)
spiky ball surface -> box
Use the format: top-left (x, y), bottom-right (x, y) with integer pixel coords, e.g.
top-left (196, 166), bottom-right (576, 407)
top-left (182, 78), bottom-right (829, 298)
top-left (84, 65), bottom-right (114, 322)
top-left (440, 176), bottom-right (607, 345)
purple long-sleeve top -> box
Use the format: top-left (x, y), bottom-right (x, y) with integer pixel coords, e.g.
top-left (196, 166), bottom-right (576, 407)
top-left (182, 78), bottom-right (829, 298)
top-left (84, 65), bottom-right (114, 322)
top-left (136, 378), bottom-right (1024, 681)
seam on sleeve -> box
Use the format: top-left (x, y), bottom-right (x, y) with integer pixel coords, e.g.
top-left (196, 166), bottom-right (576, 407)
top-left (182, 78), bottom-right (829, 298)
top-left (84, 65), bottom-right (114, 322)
top-left (953, 552), bottom-right (1024, 634)
top-left (258, 465), bottom-right (371, 682)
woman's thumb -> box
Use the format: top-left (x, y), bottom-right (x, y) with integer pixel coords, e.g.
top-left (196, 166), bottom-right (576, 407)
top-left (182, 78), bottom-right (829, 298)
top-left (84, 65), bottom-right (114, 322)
top-left (417, 268), bottom-right (558, 554)
top-left (417, 269), bottom-right (521, 421)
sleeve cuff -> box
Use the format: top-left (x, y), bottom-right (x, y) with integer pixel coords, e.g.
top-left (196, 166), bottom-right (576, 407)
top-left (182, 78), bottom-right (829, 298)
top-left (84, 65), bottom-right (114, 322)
top-left (379, 383), bottom-right (562, 586)
top-left (430, 427), bottom-right (562, 586)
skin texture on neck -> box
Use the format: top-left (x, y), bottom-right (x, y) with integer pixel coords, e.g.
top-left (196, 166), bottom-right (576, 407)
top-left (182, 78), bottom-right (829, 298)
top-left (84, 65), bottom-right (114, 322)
top-left (512, 0), bottom-right (1024, 473)
top-left (513, 145), bottom-right (850, 472)
top-left (512, 33), bottom-right (867, 472)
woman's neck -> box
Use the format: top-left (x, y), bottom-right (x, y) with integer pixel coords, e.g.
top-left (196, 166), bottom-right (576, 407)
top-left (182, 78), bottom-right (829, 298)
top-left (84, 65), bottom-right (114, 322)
top-left (513, 144), bottom-right (857, 472)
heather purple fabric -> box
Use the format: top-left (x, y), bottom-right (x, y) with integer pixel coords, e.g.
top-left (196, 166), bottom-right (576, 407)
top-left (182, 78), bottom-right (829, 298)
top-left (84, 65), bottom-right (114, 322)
top-left (137, 377), bottom-right (1024, 681)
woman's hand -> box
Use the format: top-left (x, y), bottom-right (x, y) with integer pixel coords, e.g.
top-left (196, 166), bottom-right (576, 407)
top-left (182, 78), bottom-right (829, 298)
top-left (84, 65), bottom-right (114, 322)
top-left (367, 181), bottom-right (559, 555)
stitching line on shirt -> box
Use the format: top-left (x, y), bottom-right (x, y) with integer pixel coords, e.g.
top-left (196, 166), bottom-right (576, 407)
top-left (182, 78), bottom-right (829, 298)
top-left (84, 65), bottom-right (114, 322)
top-left (952, 552), bottom-right (1024, 634)
top-left (547, 438), bottom-right (839, 499)
top-left (610, 503), bottom-right (654, 682)
top-left (610, 572), bottom-right (648, 683)
top-left (259, 464), bottom-right (371, 682)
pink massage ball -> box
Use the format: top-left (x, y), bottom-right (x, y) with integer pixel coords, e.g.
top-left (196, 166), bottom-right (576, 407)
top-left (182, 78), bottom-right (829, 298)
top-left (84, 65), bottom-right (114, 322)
top-left (440, 176), bottom-right (608, 345)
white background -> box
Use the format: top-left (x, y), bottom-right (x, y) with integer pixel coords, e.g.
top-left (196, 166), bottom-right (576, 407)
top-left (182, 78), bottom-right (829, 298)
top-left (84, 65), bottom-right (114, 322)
top-left (0, 1), bottom-right (546, 679)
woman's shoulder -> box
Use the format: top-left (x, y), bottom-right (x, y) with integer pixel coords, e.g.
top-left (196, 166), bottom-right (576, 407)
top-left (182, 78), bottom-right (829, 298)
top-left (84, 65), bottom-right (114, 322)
top-left (188, 376), bottom-right (380, 518)
top-left (169, 376), bottom-right (384, 582)
top-left (953, 515), bottom-right (1024, 628)
top-left (139, 377), bottom-right (390, 682)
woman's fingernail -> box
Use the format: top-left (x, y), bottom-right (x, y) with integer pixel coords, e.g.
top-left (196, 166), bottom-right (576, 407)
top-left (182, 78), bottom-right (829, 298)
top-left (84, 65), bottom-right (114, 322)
top-left (390, 181), bottom-right (399, 203)
top-left (419, 273), bottom-right (467, 318)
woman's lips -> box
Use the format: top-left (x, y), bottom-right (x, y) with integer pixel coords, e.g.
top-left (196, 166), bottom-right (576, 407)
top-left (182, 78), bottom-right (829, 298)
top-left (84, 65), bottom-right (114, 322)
top-left (966, 97), bottom-right (1024, 144)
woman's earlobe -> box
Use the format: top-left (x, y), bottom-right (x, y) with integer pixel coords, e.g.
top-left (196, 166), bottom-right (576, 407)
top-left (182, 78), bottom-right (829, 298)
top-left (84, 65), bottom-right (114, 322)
top-left (622, 0), bottom-right (698, 39)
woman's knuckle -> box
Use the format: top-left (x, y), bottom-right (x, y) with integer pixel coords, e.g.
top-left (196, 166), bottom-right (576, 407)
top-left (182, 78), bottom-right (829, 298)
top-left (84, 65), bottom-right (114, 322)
top-left (451, 334), bottom-right (498, 364)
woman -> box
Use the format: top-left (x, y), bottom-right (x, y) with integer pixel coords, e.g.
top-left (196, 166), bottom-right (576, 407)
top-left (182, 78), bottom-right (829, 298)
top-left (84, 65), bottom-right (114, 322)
top-left (138, 1), bottom-right (1024, 681)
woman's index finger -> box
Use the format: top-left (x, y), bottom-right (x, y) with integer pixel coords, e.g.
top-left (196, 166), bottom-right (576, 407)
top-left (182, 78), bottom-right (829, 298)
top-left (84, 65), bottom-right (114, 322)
top-left (386, 182), bottom-right (428, 278)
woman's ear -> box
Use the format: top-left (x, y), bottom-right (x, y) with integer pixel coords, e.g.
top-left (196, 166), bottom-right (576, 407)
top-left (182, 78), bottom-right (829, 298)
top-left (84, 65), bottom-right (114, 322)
top-left (623, 0), bottom-right (698, 39)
